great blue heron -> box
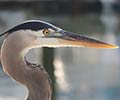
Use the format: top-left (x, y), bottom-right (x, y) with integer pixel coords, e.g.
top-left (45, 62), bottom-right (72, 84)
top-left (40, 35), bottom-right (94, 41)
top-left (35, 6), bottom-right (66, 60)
top-left (0, 20), bottom-right (118, 100)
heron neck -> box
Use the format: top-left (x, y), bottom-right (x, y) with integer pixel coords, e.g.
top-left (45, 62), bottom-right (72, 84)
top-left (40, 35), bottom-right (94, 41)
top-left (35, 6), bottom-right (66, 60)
top-left (27, 86), bottom-right (51, 100)
top-left (1, 38), bottom-right (51, 100)
top-left (1, 38), bottom-right (28, 82)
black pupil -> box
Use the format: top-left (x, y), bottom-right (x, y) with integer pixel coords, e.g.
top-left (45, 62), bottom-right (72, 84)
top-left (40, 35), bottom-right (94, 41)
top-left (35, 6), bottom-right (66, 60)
top-left (44, 29), bottom-right (49, 34)
top-left (45, 31), bottom-right (48, 33)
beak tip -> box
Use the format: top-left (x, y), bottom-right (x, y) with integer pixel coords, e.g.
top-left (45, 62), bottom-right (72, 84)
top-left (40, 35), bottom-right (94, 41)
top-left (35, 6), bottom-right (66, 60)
top-left (112, 45), bottom-right (119, 49)
top-left (105, 44), bottom-right (119, 49)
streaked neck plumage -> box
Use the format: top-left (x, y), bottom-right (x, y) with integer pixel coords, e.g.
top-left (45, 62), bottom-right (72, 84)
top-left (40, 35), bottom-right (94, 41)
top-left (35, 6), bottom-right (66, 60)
top-left (1, 31), bottom-right (51, 100)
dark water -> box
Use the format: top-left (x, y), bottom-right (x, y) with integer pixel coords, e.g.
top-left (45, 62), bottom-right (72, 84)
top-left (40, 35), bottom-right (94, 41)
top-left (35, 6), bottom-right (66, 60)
top-left (0, 1), bottom-right (120, 100)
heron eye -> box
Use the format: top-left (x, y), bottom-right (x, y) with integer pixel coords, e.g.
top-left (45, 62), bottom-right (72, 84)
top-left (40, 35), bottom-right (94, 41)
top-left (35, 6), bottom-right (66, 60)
top-left (43, 29), bottom-right (50, 36)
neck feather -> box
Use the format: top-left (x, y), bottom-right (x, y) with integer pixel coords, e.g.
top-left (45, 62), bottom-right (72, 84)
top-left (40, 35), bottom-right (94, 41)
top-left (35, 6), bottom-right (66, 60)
top-left (1, 35), bottom-right (51, 100)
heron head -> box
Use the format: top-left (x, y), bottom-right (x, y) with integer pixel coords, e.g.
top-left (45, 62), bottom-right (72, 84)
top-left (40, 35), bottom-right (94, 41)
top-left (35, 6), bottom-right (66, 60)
top-left (1, 20), bottom-right (118, 49)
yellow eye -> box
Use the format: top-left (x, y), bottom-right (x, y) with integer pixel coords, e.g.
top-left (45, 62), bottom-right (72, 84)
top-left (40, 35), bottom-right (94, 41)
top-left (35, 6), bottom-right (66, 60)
top-left (43, 29), bottom-right (50, 36)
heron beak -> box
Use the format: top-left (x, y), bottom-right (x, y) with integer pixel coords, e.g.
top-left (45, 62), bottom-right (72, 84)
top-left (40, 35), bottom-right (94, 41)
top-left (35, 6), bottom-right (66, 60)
top-left (55, 30), bottom-right (118, 49)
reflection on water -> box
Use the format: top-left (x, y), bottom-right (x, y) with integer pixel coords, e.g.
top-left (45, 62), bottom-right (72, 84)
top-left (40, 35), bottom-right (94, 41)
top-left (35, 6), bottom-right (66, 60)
top-left (54, 59), bottom-right (69, 91)
top-left (0, 3), bottom-right (120, 100)
top-left (54, 47), bottom-right (120, 100)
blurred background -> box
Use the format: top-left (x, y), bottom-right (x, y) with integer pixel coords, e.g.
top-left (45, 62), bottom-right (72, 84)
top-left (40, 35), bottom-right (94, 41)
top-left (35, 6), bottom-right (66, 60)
top-left (0, 0), bottom-right (120, 100)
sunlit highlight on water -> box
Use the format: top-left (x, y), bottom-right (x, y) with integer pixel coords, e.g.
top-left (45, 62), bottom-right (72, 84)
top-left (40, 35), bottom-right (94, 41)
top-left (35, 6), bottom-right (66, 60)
top-left (54, 59), bottom-right (69, 91)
